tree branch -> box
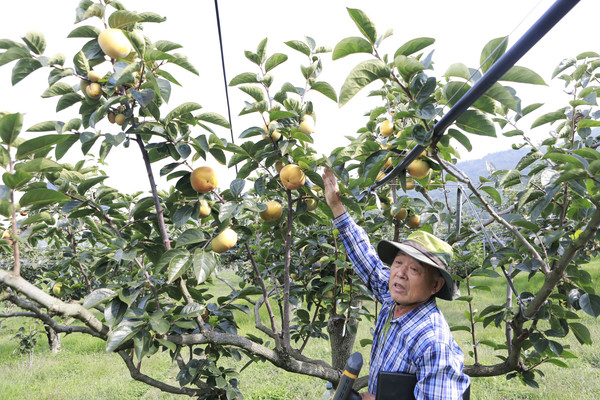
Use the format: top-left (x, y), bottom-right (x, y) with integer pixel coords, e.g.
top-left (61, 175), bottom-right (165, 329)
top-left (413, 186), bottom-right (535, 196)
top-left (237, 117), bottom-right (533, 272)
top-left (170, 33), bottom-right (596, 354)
top-left (118, 350), bottom-right (205, 397)
top-left (0, 269), bottom-right (108, 337)
top-left (166, 330), bottom-right (339, 382)
top-left (523, 206), bottom-right (600, 319)
top-left (436, 156), bottom-right (549, 274)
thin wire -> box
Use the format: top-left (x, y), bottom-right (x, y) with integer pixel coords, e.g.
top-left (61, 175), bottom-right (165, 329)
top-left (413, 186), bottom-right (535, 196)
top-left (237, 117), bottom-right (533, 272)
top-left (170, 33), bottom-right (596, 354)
top-left (429, 0), bottom-right (549, 123)
top-left (397, 0), bottom-right (549, 154)
top-left (213, 0), bottom-right (238, 173)
top-left (458, 185), bottom-right (529, 313)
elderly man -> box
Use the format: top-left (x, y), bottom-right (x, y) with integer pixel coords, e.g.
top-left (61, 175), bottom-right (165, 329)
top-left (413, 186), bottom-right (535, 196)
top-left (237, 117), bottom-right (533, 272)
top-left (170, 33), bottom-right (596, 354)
top-left (322, 168), bottom-right (470, 400)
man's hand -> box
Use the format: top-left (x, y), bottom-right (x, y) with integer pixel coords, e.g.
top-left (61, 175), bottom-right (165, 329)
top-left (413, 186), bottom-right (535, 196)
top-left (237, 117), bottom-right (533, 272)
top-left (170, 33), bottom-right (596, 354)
top-left (360, 392), bottom-right (375, 400)
top-left (322, 167), bottom-right (346, 217)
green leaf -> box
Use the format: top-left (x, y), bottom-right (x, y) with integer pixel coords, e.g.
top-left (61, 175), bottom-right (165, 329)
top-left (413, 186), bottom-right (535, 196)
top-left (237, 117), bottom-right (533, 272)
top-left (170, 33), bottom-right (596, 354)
top-left (77, 176), bottom-right (108, 195)
top-left (104, 298), bottom-right (127, 328)
top-left (73, 50), bottom-right (90, 75)
top-left (545, 358), bottom-right (569, 368)
top-left (511, 220), bottom-right (540, 232)
top-left (67, 25), bottom-right (101, 38)
top-left (156, 248), bottom-right (189, 271)
top-left (154, 40), bottom-right (182, 52)
top-left (500, 66), bottom-right (546, 85)
top-left (42, 82), bottom-right (75, 98)
top-left (11, 58), bottom-right (42, 85)
top-left (264, 53), bottom-right (288, 72)
top-left (238, 85), bottom-right (265, 102)
top-left (553, 169), bottom-right (587, 185)
top-left (447, 129), bottom-right (472, 151)
top-left (347, 8), bottom-right (377, 44)
top-left (56, 93), bottom-right (84, 112)
top-left (0, 200), bottom-right (12, 218)
top-left (167, 253), bottom-right (190, 283)
top-left (16, 158), bottom-right (62, 173)
top-left (181, 302), bottom-right (205, 318)
top-left (485, 83), bottom-right (518, 111)
top-left (173, 205), bottom-right (193, 228)
top-left (150, 316), bottom-right (170, 335)
top-left (196, 112), bottom-right (231, 129)
top-left (83, 288), bottom-right (117, 309)
top-left (26, 121), bottom-right (57, 133)
top-left (499, 169), bottom-right (521, 186)
top-left (164, 102), bottom-right (202, 124)
top-left (310, 81), bottom-right (337, 102)
top-left (481, 186), bottom-right (502, 205)
top-left (543, 152), bottom-right (584, 168)
top-left (455, 110), bottom-right (496, 137)
top-left (19, 188), bottom-right (69, 207)
top-left (193, 250), bottom-right (217, 284)
top-left (129, 88), bottom-right (154, 108)
top-left (578, 119), bottom-right (600, 129)
top-left (2, 170), bottom-right (33, 189)
top-left (579, 293), bottom-right (600, 318)
top-left (394, 55), bottom-right (425, 82)
top-left (284, 40), bottom-right (311, 56)
top-left (569, 322), bottom-right (592, 345)
top-left (481, 37), bottom-right (508, 73)
top-left (22, 31), bottom-right (46, 55)
top-left (444, 63), bottom-right (470, 80)
top-left (0, 46), bottom-right (31, 68)
top-left (106, 323), bottom-right (137, 352)
top-left (170, 53), bottom-right (198, 75)
top-left (229, 72), bottom-right (259, 86)
top-left (394, 37), bottom-right (435, 58)
top-left (16, 134), bottom-right (70, 159)
top-left (531, 110), bottom-right (567, 129)
top-left (108, 10), bottom-right (143, 28)
top-left (332, 37), bottom-right (373, 60)
top-left (339, 59), bottom-right (389, 106)
top-left (176, 229), bottom-right (206, 248)
top-left (0, 113), bottom-right (23, 145)
top-left (139, 12), bottom-right (166, 23)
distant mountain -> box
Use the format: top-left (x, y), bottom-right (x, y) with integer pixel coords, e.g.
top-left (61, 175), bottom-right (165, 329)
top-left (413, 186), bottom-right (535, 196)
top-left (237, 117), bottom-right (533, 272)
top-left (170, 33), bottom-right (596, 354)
top-left (455, 147), bottom-right (530, 181)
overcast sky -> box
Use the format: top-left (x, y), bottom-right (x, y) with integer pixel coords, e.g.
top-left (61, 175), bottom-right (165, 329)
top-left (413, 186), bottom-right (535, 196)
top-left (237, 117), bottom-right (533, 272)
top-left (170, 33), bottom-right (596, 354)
top-left (0, 0), bottom-right (597, 193)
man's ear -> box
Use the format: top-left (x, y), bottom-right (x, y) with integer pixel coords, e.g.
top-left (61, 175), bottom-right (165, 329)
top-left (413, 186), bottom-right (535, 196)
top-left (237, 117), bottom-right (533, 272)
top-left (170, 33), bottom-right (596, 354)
top-left (432, 276), bottom-right (445, 294)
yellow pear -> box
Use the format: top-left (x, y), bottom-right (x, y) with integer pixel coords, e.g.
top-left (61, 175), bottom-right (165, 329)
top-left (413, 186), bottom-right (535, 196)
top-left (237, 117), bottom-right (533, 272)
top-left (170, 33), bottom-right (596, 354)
top-left (190, 166), bottom-right (218, 193)
top-left (115, 113), bottom-right (126, 125)
top-left (407, 159), bottom-right (430, 179)
top-left (391, 207), bottom-right (408, 220)
top-left (198, 200), bottom-right (211, 219)
top-left (263, 121), bottom-right (282, 141)
top-left (305, 197), bottom-right (318, 211)
top-left (407, 214), bottom-right (420, 229)
top-left (86, 82), bottom-right (103, 99)
top-left (279, 164), bottom-right (306, 190)
top-left (260, 201), bottom-right (283, 222)
top-left (380, 120), bottom-right (394, 137)
top-left (275, 160), bottom-right (285, 174)
top-left (211, 228), bottom-right (237, 253)
top-left (298, 114), bottom-right (315, 135)
top-left (98, 28), bottom-right (131, 59)
top-left (87, 70), bottom-right (101, 82)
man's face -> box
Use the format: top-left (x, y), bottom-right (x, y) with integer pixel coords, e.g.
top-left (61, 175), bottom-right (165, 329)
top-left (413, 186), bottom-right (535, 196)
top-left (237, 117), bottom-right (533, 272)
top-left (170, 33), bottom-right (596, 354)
top-left (388, 250), bottom-right (443, 311)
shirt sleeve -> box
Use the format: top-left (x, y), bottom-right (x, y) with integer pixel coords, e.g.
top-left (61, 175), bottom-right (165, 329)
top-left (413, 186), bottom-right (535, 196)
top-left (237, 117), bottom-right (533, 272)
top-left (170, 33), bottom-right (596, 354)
top-left (333, 211), bottom-right (390, 303)
top-left (415, 342), bottom-right (471, 400)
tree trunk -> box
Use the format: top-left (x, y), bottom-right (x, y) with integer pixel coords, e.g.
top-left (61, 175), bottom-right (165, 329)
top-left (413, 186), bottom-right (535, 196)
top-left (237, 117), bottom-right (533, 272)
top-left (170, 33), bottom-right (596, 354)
top-left (45, 324), bottom-right (61, 354)
top-left (327, 301), bottom-right (362, 370)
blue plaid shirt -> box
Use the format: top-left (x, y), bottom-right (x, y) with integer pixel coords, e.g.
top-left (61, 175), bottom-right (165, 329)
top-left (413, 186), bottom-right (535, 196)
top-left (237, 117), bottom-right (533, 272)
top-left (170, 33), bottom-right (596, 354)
top-left (334, 212), bottom-right (471, 399)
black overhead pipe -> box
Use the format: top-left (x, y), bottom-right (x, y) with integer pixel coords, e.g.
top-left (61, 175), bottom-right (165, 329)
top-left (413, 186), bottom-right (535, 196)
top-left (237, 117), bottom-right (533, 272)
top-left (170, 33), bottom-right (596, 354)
top-left (364, 0), bottom-right (581, 197)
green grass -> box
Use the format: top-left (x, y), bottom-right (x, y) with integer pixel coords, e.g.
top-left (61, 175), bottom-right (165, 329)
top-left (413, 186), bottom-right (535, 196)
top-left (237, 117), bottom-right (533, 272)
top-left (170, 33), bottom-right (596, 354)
top-left (1, 262), bottom-right (599, 399)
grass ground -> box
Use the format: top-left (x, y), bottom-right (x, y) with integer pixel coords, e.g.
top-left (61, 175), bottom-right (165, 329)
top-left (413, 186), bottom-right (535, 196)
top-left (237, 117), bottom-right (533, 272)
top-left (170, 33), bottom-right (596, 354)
top-left (1, 262), bottom-right (599, 399)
